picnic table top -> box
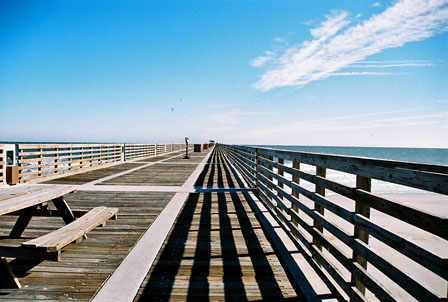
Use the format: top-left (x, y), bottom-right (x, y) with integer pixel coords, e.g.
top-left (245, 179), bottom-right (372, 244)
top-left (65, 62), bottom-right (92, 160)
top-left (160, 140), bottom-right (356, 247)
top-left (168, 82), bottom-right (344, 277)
top-left (0, 185), bottom-right (77, 216)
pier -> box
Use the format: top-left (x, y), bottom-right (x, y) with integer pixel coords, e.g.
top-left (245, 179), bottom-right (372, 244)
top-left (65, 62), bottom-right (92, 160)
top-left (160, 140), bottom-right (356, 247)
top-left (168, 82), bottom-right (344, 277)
top-left (0, 143), bottom-right (447, 301)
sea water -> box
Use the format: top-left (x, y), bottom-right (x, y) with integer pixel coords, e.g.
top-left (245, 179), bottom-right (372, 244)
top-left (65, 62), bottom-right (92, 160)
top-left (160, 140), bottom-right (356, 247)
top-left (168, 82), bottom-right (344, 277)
top-left (252, 145), bottom-right (448, 195)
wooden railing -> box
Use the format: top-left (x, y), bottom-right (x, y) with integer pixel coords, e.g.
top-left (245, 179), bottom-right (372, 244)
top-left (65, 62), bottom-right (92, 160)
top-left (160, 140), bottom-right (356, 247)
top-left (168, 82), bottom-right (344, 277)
top-left (124, 143), bottom-right (185, 161)
top-left (16, 143), bottom-right (188, 183)
top-left (222, 144), bottom-right (448, 302)
top-left (0, 145), bottom-right (4, 186)
top-left (18, 144), bottom-right (123, 183)
top-left (124, 144), bottom-right (157, 161)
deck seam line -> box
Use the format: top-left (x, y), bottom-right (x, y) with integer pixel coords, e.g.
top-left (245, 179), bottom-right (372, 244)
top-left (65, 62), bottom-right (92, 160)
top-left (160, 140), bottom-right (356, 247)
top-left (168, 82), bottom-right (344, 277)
top-left (79, 152), bottom-right (186, 188)
top-left (90, 147), bottom-right (214, 302)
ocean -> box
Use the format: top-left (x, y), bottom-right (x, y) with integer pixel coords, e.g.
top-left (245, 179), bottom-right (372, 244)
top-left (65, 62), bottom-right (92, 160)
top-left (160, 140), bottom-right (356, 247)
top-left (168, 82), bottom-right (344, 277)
top-left (251, 145), bottom-right (448, 195)
top-left (256, 145), bottom-right (448, 165)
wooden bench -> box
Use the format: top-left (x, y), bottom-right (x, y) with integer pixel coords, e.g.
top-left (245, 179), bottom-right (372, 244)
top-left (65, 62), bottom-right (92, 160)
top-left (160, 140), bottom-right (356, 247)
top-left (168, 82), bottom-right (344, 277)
top-left (22, 206), bottom-right (118, 260)
top-left (0, 185), bottom-right (118, 288)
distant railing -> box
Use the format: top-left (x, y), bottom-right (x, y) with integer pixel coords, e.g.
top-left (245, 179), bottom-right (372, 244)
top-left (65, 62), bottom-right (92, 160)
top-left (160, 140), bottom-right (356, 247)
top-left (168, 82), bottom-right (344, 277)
top-left (17, 142), bottom-right (187, 183)
top-left (222, 144), bottom-right (448, 302)
top-left (124, 143), bottom-right (185, 161)
top-left (124, 144), bottom-right (156, 161)
top-left (0, 145), bottom-right (4, 186)
top-left (18, 144), bottom-right (122, 183)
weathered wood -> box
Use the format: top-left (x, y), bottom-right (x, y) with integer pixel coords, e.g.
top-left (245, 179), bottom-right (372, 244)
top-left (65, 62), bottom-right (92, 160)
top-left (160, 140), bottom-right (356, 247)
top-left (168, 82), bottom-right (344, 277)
top-left (291, 160), bottom-right (300, 227)
top-left (257, 170), bottom-right (442, 302)
top-left (313, 166), bottom-right (325, 254)
top-left (257, 155), bottom-right (448, 240)
top-left (0, 185), bottom-right (77, 216)
top-left (255, 147), bottom-right (448, 194)
top-left (9, 205), bottom-right (38, 238)
top-left (257, 163), bottom-right (448, 279)
top-left (352, 175), bottom-right (371, 295)
top-left (18, 144), bottom-right (122, 183)
top-left (23, 207), bottom-right (119, 254)
top-left (256, 185), bottom-right (367, 302)
top-left (223, 144), bottom-right (448, 302)
top-left (0, 257), bottom-right (21, 289)
top-left (52, 197), bottom-right (76, 225)
top-left (0, 145), bottom-right (4, 186)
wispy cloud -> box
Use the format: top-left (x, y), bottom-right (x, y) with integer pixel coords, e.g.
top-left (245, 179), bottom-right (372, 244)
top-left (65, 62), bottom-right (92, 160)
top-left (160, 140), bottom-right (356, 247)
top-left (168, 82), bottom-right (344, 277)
top-left (250, 55), bottom-right (273, 67)
top-left (209, 103), bottom-right (249, 109)
top-left (229, 108), bottom-right (448, 139)
top-left (252, 0), bottom-right (448, 91)
top-left (348, 62), bottom-right (435, 68)
top-left (330, 71), bottom-right (410, 76)
top-left (372, 2), bottom-right (382, 7)
top-left (437, 99), bottom-right (448, 103)
top-left (209, 110), bottom-right (279, 126)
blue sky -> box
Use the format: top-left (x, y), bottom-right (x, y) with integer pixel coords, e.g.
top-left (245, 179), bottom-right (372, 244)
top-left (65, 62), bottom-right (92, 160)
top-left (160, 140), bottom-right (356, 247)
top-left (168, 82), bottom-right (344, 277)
top-left (1, 0), bottom-right (447, 147)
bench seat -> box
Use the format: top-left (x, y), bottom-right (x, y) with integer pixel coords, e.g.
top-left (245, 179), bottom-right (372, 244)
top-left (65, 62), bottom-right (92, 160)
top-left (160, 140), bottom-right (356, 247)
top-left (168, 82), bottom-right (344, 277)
top-left (22, 207), bottom-right (118, 259)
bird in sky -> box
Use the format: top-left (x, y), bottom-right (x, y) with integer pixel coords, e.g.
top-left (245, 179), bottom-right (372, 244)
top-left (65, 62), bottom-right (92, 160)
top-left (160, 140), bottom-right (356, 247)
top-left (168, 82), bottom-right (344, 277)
top-left (171, 107), bottom-right (174, 112)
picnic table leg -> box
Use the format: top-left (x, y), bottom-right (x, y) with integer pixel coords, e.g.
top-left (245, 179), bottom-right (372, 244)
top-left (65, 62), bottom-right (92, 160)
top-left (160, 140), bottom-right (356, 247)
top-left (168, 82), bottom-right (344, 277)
top-left (9, 205), bottom-right (38, 238)
top-left (0, 257), bottom-right (21, 288)
top-left (52, 196), bottom-right (88, 239)
top-left (52, 196), bottom-right (76, 224)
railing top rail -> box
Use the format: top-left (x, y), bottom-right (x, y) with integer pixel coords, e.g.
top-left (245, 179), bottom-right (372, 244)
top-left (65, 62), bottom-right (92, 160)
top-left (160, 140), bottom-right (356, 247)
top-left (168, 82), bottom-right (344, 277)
top-left (231, 145), bottom-right (448, 174)
top-left (229, 145), bottom-right (448, 194)
top-left (18, 144), bottom-right (121, 149)
top-left (222, 143), bottom-right (448, 301)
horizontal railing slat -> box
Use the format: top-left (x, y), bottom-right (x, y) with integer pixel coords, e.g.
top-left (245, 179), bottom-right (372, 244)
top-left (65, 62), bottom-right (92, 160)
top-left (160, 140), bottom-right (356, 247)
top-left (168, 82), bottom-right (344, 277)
top-left (257, 148), bottom-right (448, 194)
top-left (222, 144), bottom-right (447, 301)
top-left (258, 164), bottom-right (448, 279)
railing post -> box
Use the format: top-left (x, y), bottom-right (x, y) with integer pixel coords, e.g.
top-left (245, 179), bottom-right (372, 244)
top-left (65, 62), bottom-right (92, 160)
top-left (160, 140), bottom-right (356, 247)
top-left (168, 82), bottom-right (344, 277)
top-left (37, 147), bottom-right (43, 178)
top-left (255, 148), bottom-right (259, 190)
top-left (67, 147), bottom-right (71, 172)
top-left (277, 157), bottom-right (284, 213)
top-left (352, 175), bottom-right (371, 296)
top-left (313, 166), bottom-right (326, 262)
top-left (18, 146), bottom-right (23, 183)
top-left (54, 147), bottom-right (59, 172)
top-left (292, 160), bottom-right (300, 227)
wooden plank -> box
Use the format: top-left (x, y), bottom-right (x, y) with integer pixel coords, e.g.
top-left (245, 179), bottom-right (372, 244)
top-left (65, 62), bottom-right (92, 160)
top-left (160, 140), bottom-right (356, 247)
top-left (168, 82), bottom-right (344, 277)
top-left (257, 164), bottom-right (448, 279)
top-left (257, 156), bottom-right (448, 239)
top-left (222, 144), bottom-right (448, 302)
top-left (9, 205), bottom-right (38, 238)
top-left (0, 185), bottom-right (77, 215)
top-left (352, 175), bottom-right (371, 295)
top-left (313, 166), bottom-right (325, 254)
top-left (23, 207), bottom-right (119, 252)
top-left (0, 257), bottom-right (21, 289)
top-left (260, 174), bottom-right (442, 301)
top-left (255, 147), bottom-right (448, 194)
top-left (52, 196), bottom-right (76, 225)
top-left (256, 186), bottom-right (367, 302)
top-left (292, 160), bottom-right (300, 227)
top-left (0, 145), bottom-right (4, 186)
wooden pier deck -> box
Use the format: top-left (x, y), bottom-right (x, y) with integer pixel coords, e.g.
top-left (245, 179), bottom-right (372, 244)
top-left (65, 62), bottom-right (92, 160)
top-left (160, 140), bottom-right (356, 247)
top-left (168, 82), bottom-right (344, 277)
top-left (0, 147), bottom-right (304, 301)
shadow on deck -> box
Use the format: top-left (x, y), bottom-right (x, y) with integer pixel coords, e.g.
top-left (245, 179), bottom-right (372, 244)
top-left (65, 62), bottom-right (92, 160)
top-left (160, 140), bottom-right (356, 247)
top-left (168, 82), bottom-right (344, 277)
top-left (134, 147), bottom-right (307, 301)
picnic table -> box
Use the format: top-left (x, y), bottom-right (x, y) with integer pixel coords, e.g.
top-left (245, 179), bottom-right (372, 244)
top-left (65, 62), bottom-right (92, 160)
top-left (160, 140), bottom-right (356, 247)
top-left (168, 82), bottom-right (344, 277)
top-left (0, 185), bottom-right (118, 288)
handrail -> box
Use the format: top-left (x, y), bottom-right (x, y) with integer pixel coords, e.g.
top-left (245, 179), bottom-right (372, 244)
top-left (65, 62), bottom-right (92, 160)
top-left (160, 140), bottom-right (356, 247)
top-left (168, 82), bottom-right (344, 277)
top-left (16, 142), bottom-right (188, 183)
top-left (221, 144), bottom-right (448, 302)
top-left (0, 145), bottom-right (4, 186)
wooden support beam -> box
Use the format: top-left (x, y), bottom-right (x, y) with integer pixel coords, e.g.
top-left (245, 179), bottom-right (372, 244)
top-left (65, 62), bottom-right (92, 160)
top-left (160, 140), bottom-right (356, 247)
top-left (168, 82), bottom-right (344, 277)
top-left (9, 205), bottom-right (38, 238)
top-left (292, 160), bottom-right (300, 227)
top-left (313, 166), bottom-right (326, 261)
top-left (52, 196), bottom-right (76, 225)
top-left (352, 175), bottom-right (372, 295)
top-left (0, 257), bottom-right (21, 289)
